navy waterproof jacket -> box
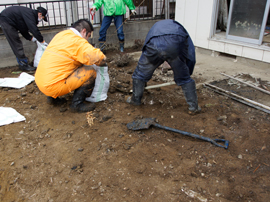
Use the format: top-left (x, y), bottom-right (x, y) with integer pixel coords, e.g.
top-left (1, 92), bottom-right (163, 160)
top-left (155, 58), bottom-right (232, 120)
top-left (0, 6), bottom-right (43, 42)
top-left (143, 19), bottom-right (190, 50)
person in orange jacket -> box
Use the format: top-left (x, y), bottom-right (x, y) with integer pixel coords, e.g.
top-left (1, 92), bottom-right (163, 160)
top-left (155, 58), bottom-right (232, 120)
top-left (35, 19), bottom-right (106, 113)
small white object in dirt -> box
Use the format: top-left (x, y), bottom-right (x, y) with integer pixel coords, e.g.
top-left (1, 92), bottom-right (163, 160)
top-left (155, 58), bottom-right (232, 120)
top-left (171, 115), bottom-right (174, 118)
top-left (10, 162), bottom-right (15, 166)
top-left (238, 154), bottom-right (243, 159)
top-left (0, 107), bottom-right (26, 126)
top-left (0, 72), bottom-right (35, 89)
top-left (181, 188), bottom-right (208, 202)
top-left (200, 129), bottom-right (204, 133)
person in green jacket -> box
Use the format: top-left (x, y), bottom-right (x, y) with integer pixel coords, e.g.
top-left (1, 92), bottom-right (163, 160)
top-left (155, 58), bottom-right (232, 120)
top-left (91, 0), bottom-right (136, 53)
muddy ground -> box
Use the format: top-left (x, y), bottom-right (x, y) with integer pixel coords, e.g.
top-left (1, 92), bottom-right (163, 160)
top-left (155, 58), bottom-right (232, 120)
top-left (0, 48), bottom-right (270, 202)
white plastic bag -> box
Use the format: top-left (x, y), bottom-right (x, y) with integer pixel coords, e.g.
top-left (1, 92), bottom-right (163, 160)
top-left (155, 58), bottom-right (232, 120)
top-left (86, 65), bottom-right (110, 102)
top-left (34, 41), bottom-right (46, 68)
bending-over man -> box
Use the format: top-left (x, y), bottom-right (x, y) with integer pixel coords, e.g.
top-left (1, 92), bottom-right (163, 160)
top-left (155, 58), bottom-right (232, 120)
top-left (0, 6), bottom-right (48, 71)
top-left (35, 19), bottom-right (106, 113)
top-left (128, 19), bottom-right (201, 114)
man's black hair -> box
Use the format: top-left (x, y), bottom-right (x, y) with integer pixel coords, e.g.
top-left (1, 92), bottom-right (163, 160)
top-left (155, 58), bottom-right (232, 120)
top-left (72, 19), bottom-right (94, 36)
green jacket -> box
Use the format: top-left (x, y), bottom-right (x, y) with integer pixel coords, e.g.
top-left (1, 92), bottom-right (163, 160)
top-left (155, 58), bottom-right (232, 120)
top-left (92, 0), bottom-right (135, 16)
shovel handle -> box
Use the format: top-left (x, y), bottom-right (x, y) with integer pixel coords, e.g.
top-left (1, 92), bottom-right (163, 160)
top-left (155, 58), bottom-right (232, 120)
top-left (153, 123), bottom-right (229, 149)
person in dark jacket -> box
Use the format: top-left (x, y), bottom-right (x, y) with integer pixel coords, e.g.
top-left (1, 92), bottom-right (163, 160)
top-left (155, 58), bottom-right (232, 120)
top-left (128, 19), bottom-right (201, 114)
top-left (0, 6), bottom-right (48, 71)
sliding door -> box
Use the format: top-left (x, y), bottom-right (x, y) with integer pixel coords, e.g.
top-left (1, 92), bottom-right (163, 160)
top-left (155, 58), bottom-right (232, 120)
top-left (226, 0), bottom-right (270, 44)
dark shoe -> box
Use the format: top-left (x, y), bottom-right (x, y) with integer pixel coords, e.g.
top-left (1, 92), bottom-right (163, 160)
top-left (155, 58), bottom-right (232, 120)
top-left (17, 57), bottom-right (36, 71)
top-left (47, 96), bottom-right (67, 106)
top-left (19, 64), bottom-right (36, 71)
top-left (181, 80), bottom-right (201, 114)
top-left (119, 42), bottom-right (124, 53)
top-left (70, 102), bottom-right (96, 113)
top-left (70, 79), bottom-right (96, 113)
top-left (127, 79), bottom-right (145, 105)
top-left (188, 107), bottom-right (202, 115)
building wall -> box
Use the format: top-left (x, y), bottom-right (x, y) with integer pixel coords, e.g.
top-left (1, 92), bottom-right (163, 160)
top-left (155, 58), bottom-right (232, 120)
top-left (175, 0), bottom-right (270, 63)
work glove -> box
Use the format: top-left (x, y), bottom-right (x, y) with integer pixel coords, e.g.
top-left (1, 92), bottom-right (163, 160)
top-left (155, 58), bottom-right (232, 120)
top-left (31, 37), bottom-right (37, 43)
top-left (41, 41), bottom-right (48, 46)
top-left (131, 10), bottom-right (137, 15)
top-left (90, 7), bottom-right (96, 13)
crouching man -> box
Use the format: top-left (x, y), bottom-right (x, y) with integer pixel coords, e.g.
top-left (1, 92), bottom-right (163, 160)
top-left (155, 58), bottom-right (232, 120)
top-left (128, 19), bottom-right (201, 114)
top-left (35, 19), bottom-right (106, 113)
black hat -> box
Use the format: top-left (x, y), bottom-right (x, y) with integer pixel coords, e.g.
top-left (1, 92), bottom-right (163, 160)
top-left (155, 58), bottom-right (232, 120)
top-left (37, 7), bottom-right (48, 22)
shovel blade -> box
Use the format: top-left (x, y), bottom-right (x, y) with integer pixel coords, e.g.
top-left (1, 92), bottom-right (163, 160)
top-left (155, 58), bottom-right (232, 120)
top-left (127, 118), bottom-right (156, 130)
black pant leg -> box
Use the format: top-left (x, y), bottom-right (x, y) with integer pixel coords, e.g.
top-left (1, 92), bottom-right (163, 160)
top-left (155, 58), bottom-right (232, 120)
top-left (0, 19), bottom-right (26, 59)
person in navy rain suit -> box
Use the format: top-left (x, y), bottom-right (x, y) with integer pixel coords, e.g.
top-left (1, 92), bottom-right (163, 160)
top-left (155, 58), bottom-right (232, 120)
top-left (128, 19), bottom-right (201, 114)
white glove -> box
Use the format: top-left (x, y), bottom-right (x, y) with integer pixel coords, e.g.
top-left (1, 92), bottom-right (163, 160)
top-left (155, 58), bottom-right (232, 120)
top-left (41, 41), bottom-right (48, 46)
top-left (31, 37), bottom-right (37, 43)
top-left (91, 7), bottom-right (96, 13)
top-left (131, 10), bottom-right (137, 15)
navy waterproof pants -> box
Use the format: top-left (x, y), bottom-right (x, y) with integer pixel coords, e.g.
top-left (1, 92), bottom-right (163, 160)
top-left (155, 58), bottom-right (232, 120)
top-left (99, 15), bottom-right (124, 42)
top-left (132, 34), bottom-right (196, 86)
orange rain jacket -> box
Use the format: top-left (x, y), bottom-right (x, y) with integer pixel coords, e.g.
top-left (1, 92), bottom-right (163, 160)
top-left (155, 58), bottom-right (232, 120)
top-left (35, 29), bottom-right (105, 98)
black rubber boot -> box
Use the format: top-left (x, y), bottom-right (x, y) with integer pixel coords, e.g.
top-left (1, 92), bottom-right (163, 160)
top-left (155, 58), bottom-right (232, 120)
top-left (70, 80), bottom-right (96, 113)
top-left (47, 97), bottom-right (67, 106)
top-left (119, 42), bottom-right (124, 53)
top-left (181, 80), bottom-right (201, 114)
top-left (99, 42), bottom-right (106, 54)
top-left (128, 79), bottom-right (145, 106)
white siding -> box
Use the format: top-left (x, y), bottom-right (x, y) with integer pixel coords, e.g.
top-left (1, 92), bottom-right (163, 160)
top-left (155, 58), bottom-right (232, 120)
top-left (262, 51), bottom-right (270, 63)
top-left (209, 40), bottom-right (225, 52)
top-left (242, 47), bottom-right (264, 61)
top-left (225, 43), bottom-right (243, 56)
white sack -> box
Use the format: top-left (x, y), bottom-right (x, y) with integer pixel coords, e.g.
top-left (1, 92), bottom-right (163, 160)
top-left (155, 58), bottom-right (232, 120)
top-left (34, 41), bottom-right (46, 68)
top-left (0, 72), bottom-right (35, 89)
top-left (0, 107), bottom-right (26, 126)
top-left (86, 65), bottom-right (110, 102)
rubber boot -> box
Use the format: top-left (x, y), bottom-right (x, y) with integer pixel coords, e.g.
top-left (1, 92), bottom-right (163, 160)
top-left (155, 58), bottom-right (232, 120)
top-left (70, 80), bottom-right (96, 113)
top-left (128, 79), bottom-right (145, 106)
top-left (119, 42), bottom-right (124, 53)
top-left (17, 58), bottom-right (36, 71)
top-left (99, 42), bottom-right (106, 54)
top-left (181, 80), bottom-right (201, 114)
top-left (47, 96), bottom-right (67, 106)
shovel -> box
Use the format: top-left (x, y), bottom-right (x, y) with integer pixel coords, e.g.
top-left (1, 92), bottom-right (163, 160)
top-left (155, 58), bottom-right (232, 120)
top-left (127, 118), bottom-right (229, 149)
top-left (90, 9), bottom-right (95, 46)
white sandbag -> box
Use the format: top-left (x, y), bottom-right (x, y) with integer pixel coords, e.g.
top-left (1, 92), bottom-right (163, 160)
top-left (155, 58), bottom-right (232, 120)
top-left (86, 65), bottom-right (110, 102)
top-left (0, 107), bottom-right (26, 126)
top-left (0, 72), bottom-right (35, 89)
top-left (34, 41), bottom-right (46, 68)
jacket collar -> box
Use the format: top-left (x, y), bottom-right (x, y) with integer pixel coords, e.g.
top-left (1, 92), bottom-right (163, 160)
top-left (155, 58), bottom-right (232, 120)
top-left (70, 28), bottom-right (82, 37)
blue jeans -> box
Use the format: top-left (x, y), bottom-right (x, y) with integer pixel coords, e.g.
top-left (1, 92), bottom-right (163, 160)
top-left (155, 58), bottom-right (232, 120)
top-left (132, 35), bottom-right (196, 86)
top-left (99, 15), bottom-right (124, 42)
